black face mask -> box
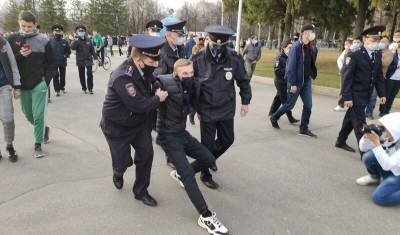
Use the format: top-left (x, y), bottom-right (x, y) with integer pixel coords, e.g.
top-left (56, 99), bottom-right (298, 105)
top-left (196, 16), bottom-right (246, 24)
top-left (209, 44), bottom-right (226, 60)
top-left (55, 34), bottom-right (63, 39)
top-left (142, 64), bottom-right (156, 77)
top-left (181, 77), bottom-right (194, 92)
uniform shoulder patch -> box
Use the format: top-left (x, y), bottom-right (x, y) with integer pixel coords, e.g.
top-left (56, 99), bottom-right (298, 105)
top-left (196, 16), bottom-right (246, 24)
top-left (125, 83), bottom-right (136, 97)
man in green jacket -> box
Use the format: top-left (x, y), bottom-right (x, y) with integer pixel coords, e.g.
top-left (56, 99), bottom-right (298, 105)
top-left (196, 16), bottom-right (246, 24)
top-left (92, 31), bottom-right (105, 66)
top-left (7, 11), bottom-right (54, 158)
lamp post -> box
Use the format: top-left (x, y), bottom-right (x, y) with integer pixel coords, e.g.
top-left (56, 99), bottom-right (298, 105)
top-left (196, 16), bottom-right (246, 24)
top-left (234, 0), bottom-right (243, 52)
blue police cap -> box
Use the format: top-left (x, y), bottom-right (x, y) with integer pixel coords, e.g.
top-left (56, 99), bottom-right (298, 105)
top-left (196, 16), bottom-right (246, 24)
top-left (146, 20), bottom-right (163, 31)
top-left (205, 25), bottom-right (235, 43)
top-left (163, 18), bottom-right (186, 34)
top-left (129, 34), bottom-right (165, 60)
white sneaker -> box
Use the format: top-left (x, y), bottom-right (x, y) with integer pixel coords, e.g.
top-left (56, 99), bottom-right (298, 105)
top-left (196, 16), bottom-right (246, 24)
top-left (333, 105), bottom-right (346, 112)
top-left (170, 170), bottom-right (184, 188)
top-left (356, 174), bottom-right (380, 186)
top-left (198, 212), bottom-right (228, 235)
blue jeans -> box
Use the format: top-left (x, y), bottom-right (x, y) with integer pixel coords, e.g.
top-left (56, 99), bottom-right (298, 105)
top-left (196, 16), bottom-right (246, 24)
top-left (271, 78), bottom-right (312, 131)
top-left (365, 88), bottom-right (377, 117)
top-left (363, 151), bottom-right (400, 206)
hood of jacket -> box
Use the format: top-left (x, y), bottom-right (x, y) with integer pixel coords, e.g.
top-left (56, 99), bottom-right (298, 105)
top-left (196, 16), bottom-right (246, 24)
top-left (379, 112), bottom-right (400, 142)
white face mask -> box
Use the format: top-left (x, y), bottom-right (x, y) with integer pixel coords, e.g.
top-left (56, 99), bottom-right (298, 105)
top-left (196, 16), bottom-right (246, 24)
top-left (149, 32), bottom-right (160, 37)
top-left (175, 37), bottom-right (185, 46)
top-left (308, 32), bottom-right (316, 41)
top-left (252, 40), bottom-right (258, 44)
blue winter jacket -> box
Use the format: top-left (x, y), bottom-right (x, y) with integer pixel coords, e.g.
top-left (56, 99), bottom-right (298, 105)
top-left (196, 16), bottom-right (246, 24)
top-left (285, 40), bottom-right (318, 86)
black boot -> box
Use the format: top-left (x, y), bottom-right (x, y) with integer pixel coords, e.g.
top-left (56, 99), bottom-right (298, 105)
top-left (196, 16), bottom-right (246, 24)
top-left (113, 174), bottom-right (124, 189)
top-left (287, 112), bottom-right (299, 124)
top-left (7, 145), bottom-right (18, 163)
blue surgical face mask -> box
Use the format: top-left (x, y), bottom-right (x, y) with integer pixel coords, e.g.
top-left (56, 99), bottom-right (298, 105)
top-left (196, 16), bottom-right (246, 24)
top-left (77, 31), bottom-right (85, 38)
top-left (350, 43), bottom-right (362, 50)
top-left (378, 43), bottom-right (386, 50)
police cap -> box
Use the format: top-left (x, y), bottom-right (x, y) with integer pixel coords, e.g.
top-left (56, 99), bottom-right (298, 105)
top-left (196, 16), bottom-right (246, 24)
top-left (360, 25), bottom-right (386, 39)
top-left (129, 34), bottom-right (165, 61)
top-left (301, 24), bottom-right (315, 33)
top-left (205, 25), bottom-right (235, 44)
top-left (51, 24), bottom-right (63, 31)
top-left (164, 19), bottom-right (186, 34)
top-left (146, 20), bottom-right (163, 31)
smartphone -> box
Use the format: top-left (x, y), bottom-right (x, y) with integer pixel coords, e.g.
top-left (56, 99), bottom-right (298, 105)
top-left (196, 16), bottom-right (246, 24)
top-left (23, 43), bottom-right (31, 50)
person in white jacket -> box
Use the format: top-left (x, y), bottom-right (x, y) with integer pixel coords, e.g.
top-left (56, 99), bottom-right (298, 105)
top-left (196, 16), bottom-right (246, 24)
top-left (356, 112), bottom-right (400, 206)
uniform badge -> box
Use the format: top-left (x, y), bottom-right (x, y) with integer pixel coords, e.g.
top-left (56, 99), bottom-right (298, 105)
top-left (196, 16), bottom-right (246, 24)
top-left (345, 57), bottom-right (351, 65)
top-left (125, 83), bottom-right (136, 97)
top-left (225, 72), bottom-right (233, 81)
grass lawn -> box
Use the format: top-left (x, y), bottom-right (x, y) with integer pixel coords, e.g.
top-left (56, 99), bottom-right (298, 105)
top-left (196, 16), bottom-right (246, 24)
top-left (254, 48), bottom-right (342, 89)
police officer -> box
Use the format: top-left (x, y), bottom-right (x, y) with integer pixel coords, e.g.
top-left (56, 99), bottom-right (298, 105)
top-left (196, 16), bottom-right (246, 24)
top-left (146, 20), bottom-right (163, 37)
top-left (100, 35), bottom-right (168, 207)
top-left (154, 17), bottom-right (187, 168)
top-left (49, 24), bottom-right (71, 96)
top-left (335, 26), bottom-right (387, 153)
top-left (191, 25), bottom-right (252, 189)
top-left (154, 18), bottom-right (186, 76)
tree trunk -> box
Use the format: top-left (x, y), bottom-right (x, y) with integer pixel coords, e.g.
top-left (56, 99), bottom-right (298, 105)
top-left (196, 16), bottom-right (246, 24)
top-left (283, 0), bottom-right (293, 41)
top-left (354, 0), bottom-right (369, 37)
top-left (278, 17), bottom-right (285, 48)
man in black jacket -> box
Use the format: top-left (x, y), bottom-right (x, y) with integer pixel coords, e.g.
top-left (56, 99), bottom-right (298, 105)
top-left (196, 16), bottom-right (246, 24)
top-left (49, 24), bottom-right (70, 96)
top-left (156, 59), bottom-right (228, 234)
top-left (191, 25), bottom-right (252, 189)
top-left (70, 25), bottom-right (97, 94)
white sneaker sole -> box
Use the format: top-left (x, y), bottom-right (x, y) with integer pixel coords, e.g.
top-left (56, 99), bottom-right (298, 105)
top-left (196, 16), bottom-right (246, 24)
top-left (170, 171), bottom-right (184, 188)
top-left (198, 217), bottom-right (228, 235)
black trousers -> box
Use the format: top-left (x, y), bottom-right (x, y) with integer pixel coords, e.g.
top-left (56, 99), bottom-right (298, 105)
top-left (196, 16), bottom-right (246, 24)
top-left (53, 65), bottom-right (66, 92)
top-left (102, 127), bottom-right (154, 198)
top-left (78, 66), bottom-right (93, 91)
top-left (337, 105), bottom-right (367, 147)
top-left (159, 130), bottom-right (214, 213)
top-left (118, 46), bottom-right (123, 56)
top-left (199, 119), bottom-right (234, 180)
top-left (97, 47), bottom-right (105, 64)
top-left (382, 79), bottom-right (400, 115)
top-left (269, 80), bottom-right (294, 117)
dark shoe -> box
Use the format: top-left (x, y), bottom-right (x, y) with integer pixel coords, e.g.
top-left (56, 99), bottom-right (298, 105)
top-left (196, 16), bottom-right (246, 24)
top-left (270, 117), bottom-right (280, 129)
top-left (62, 90), bottom-right (67, 94)
top-left (287, 114), bottom-right (299, 124)
top-left (89, 90), bottom-right (94, 94)
top-left (48, 98), bottom-right (52, 103)
top-left (56, 92), bottom-right (60, 97)
top-left (298, 129), bottom-right (318, 138)
top-left (0, 151), bottom-right (2, 161)
top-left (7, 145), bottom-right (18, 163)
top-left (113, 174), bottom-right (124, 189)
top-left (335, 141), bottom-right (356, 152)
top-left (34, 144), bottom-right (46, 158)
top-left (189, 114), bottom-right (195, 125)
top-left (201, 176), bottom-right (219, 189)
top-left (210, 163), bottom-right (218, 172)
top-left (135, 193), bottom-right (158, 207)
top-left (44, 126), bottom-right (50, 144)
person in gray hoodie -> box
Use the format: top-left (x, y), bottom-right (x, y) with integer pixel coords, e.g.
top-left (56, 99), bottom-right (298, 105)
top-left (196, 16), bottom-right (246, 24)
top-left (356, 112), bottom-right (400, 206)
top-left (0, 35), bottom-right (21, 162)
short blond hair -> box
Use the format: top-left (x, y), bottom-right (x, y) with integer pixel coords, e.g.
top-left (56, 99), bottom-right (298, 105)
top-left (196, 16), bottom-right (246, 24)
top-left (173, 59), bottom-right (193, 74)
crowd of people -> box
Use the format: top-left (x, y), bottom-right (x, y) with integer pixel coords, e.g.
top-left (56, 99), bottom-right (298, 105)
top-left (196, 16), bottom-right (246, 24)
top-left (0, 9), bottom-right (400, 235)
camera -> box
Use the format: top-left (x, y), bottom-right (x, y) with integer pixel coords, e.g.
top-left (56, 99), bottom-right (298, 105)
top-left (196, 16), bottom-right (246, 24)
top-left (361, 124), bottom-right (385, 136)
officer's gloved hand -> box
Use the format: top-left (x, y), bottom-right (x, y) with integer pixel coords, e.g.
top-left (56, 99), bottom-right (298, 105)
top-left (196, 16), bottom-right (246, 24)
top-left (155, 88), bottom-right (168, 102)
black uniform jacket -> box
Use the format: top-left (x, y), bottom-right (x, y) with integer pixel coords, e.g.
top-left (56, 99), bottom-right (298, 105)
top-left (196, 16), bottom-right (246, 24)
top-left (153, 42), bottom-right (185, 76)
top-left (101, 59), bottom-right (160, 137)
top-left (191, 47), bottom-right (252, 122)
top-left (341, 46), bottom-right (386, 106)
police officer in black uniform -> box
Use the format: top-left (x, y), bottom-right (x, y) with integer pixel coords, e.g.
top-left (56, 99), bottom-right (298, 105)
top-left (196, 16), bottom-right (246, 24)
top-left (100, 35), bottom-right (168, 207)
top-left (191, 25), bottom-right (252, 189)
top-left (335, 26), bottom-right (387, 153)
top-left (154, 18), bottom-right (187, 168)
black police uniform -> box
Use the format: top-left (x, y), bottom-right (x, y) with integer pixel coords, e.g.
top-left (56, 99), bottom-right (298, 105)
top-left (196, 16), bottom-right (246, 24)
top-left (336, 26), bottom-right (386, 150)
top-left (269, 51), bottom-right (297, 122)
top-left (156, 74), bottom-right (215, 214)
top-left (191, 25), bottom-right (252, 183)
top-left (153, 19), bottom-right (187, 76)
top-left (100, 35), bottom-right (164, 202)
